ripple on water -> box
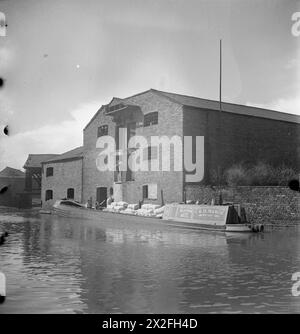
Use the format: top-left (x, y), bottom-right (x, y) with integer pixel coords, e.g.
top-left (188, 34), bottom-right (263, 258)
top-left (0, 215), bottom-right (299, 313)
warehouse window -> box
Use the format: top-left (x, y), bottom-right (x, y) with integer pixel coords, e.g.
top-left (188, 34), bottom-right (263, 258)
top-left (67, 188), bottom-right (75, 199)
top-left (46, 167), bottom-right (53, 177)
top-left (142, 185), bottom-right (148, 199)
top-left (45, 190), bottom-right (53, 201)
top-left (97, 125), bottom-right (108, 137)
top-left (142, 184), bottom-right (157, 200)
top-left (144, 112), bottom-right (158, 127)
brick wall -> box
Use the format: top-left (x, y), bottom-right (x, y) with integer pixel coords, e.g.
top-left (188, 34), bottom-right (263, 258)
top-left (82, 90), bottom-right (184, 204)
top-left (185, 185), bottom-right (300, 225)
top-left (83, 103), bottom-right (116, 204)
top-left (183, 106), bottom-right (300, 184)
top-left (41, 159), bottom-right (83, 208)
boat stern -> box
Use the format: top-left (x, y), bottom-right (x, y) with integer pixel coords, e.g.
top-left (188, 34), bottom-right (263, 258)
top-left (226, 223), bottom-right (264, 233)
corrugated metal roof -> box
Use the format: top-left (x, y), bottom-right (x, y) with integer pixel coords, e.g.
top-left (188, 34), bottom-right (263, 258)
top-left (84, 88), bottom-right (300, 130)
top-left (0, 167), bottom-right (25, 178)
top-left (42, 146), bottom-right (84, 164)
top-left (152, 89), bottom-right (300, 124)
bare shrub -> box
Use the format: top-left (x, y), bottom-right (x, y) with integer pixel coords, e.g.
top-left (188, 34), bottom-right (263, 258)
top-left (225, 163), bottom-right (250, 186)
top-left (210, 167), bottom-right (226, 186)
top-left (275, 165), bottom-right (298, 186)
top-left (224, 161), bottom-right (298, 186)
top-left (248, 162), bottom-right (277, 186)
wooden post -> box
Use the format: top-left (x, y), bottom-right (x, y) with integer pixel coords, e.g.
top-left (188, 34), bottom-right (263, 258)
top-left (236, 204), bottom-right (241, 218)
top-left (161, 189), bottom-right (164, 206)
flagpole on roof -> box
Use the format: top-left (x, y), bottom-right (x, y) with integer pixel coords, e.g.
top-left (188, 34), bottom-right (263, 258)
top-left (219, 38), bottom-right (222, 113)
top-left (218, 38), bottom-right (223, 205)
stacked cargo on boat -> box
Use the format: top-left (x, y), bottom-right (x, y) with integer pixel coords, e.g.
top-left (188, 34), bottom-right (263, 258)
top-left (104, 202), bottom-right (165, 218)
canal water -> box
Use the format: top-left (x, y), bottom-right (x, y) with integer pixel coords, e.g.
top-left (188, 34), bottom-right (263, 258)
top-left (0, 211), bottom-right (299, 314)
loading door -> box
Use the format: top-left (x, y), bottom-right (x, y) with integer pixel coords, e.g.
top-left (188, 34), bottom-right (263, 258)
top-left (96, 187), bottom-right (107, 207)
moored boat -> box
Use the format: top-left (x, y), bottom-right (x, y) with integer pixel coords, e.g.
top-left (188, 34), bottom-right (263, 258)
top-left (51, 200), bottom-right (263, 233)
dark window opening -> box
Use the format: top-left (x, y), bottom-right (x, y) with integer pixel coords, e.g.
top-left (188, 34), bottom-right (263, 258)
top-left (67, 188), bottom-right (75, 199)
top-left (142, 185), bottom-right (148, 199)
top-left (143, 112), bottom-right (158, 127)
top-left (45, 189), bottom-right (53, 201)
top-left (46, 167), bottom-right (53, 177)
top-left (96, 187), bottom-right (107, 207)
top-left (97, 125), bottom-right (108, 137)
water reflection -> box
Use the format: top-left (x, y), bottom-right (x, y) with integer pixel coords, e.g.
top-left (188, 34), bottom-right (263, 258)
top-left (0, 212), bottom-right (299, 313)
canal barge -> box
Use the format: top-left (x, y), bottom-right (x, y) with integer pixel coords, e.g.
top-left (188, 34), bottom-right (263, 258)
top-left (51, 200), bottom-right (263, 233)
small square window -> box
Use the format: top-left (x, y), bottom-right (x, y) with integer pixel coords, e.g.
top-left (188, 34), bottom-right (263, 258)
top-left (45, 189), bottom-right (53, 201)
top-left (144, 112), bottom-right (158, 127)
top-left (67, 188), bottom-right (75, 199)
top-left (142, 184), bottom-right (157, 200)
top-left (142, 185), bottom-right (148, 199)
top-left (46, 167), bottom-right (53, 177)
top-left (97, 125), bottom-right (108, 137)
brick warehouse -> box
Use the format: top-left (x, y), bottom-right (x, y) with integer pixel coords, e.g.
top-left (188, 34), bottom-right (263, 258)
top-left (41, 147), bottom-right (83, 208)
top-left (41, 89), bottom-right (300, 208)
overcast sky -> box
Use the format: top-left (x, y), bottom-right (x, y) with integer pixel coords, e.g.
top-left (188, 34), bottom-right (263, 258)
top-left (0, 0), bottom-right (299, 170)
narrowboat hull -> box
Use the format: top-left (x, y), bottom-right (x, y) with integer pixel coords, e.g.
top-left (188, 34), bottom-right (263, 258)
top-left (51, 201), bottom-right (262, 233)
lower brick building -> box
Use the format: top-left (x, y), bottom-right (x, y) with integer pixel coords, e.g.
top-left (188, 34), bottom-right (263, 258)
top-left (41, 89), bottom-right (300, 208)
top-left (41, 147), bottom-right (83, 208)
top-left (24, 153), bottom-right (59, 207)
